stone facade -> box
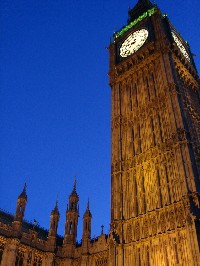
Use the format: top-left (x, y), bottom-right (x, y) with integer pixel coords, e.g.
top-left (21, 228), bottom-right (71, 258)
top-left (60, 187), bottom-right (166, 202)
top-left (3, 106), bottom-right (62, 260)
top-left (109, 0), bottom-right (200, 265)
top-left (0, 183), bottom-right (109, 266)
top-left (1, 0), bottom-right (200, 265)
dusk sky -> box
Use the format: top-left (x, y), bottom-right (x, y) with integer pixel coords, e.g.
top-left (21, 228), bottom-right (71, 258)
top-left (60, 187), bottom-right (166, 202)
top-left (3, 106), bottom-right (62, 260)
top-left (1, 0), bottom-right (200, 240)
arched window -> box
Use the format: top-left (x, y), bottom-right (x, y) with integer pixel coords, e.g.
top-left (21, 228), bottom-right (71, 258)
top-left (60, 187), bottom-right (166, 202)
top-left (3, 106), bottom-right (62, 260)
top-left (15, 251), bottom-right (24, 266)
top-left (0, 243), bottom-right (4, 264)
top-left (69, 222), bottom-right (72, 234)
top-left (33, 256), bottom-right (42, 266)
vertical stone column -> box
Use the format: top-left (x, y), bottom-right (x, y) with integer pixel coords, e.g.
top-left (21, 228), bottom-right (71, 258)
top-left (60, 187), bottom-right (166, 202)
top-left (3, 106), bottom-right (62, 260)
top-left (42, 252), bottom-right (54, 266)
top-left (81, 254), bottom-right (89, 266)
top-left (23, 250), bottom-right (29, 266)
top-left (1, 238), bottom-right (19, 266)
top-left (108, 241), bottom-right (116, 266)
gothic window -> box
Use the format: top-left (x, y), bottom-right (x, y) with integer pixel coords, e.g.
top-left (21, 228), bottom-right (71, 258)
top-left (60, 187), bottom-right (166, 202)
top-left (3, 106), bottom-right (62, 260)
top-left (169, 210), bottom-right (176, 229)
top-left (135, 83), bottom-right (139, 107)
top-left (150, 117), bottom-right (156, 146)
top-left (132, 128), bottom-right (135, 155)
top-left (143, 219), bottom-right (148, 238)
top-left (173, 238), bottom-right (179, 264)
top-left (129, 82), bottom-right (133, 111)
top-left (176, 206), bottom-right (185, 227)
top-left (33, 256), bottom-right (42, 266)
top-left (151, 73), bottom-right (157, 97)
top-left (151, 216), bottom-right (157, 235)
top-left (15, 251), bottom-right (24, 266)
top-left (157, 113), bottom-right (163, 142)
top-left (53, 261), bottom-right (59, 266)
top-left (38, 257), bottom-right (42, 266)
top-left (85, 221), bottom-right (87, 230)
top-left (126, 224), bottom-right (132, 243)
top-left (137, 248), bottom-right (141, 266)
top-left (146, 246), bottom-right (150, 265)
top-left (156, 169), bottom-right (162, 208)
top-left (146, 77), bottom-right (150, 101)
top-left (160, 212), bottom-right (166, 232)
top-left (69, 222), bottom-right (72, 234)
top-left (0, 243), bottom-right (4, 264)
top-left (138, 123), bottom-right (142, 153)
top-left (27, 252), bottom-right (32, 265)
top-left (135, 221), bottom-right (140, 240)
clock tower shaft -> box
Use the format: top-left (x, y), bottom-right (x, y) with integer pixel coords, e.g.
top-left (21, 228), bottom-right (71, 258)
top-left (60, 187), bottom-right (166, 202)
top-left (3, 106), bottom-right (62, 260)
top-left (109, 1), bottom-right (200, 265)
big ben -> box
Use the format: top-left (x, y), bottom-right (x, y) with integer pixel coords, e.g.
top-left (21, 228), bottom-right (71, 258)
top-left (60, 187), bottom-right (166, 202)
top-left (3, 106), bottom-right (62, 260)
top-left (109, 0), bottom-right (200, 265)
top-left (0, 0), bottom-right (200, 265)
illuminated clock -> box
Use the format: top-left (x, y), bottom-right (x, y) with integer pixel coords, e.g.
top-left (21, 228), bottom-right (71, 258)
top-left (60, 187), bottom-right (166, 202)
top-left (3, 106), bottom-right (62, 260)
top-left (171, 31), bottom-right (190, 62)
top-left (119, 29), bottom-right (149, 58)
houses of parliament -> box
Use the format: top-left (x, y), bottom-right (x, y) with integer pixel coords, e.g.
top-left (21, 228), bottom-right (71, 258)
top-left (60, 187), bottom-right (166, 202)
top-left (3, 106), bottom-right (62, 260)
top-left (1, 0), bottom-right (200, 265)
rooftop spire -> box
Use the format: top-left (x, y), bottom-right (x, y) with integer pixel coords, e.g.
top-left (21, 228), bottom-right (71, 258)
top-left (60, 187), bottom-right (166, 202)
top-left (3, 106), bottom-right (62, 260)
top-left (54, 198), bottom-right (59, 211)
top-left (51, 198), bottom-right (59, 215)
top-left (18, 183), bottom-right (27, 200)
top-left (73, 176), bottom-right (77, 192)
top-left (70, 176), bottom-right (78, 198)
top-left (87, 198), bottom-right (90, 210)
top-left (84, 198), bottom-right (92, 217)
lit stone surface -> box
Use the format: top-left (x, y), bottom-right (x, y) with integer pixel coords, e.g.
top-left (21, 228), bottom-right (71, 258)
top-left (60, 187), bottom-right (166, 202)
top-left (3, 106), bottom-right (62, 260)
top-left (0, 0), bottom-right (200, 265)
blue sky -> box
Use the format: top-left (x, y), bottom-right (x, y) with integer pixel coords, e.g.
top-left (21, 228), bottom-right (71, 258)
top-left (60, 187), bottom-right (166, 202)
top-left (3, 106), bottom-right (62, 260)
top-left (0, 0), bottom-right (200, 240)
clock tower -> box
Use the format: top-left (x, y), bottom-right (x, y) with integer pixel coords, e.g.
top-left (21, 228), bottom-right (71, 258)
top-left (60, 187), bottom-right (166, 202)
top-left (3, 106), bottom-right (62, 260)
top-left (109, 0), bottom-right (200, 265)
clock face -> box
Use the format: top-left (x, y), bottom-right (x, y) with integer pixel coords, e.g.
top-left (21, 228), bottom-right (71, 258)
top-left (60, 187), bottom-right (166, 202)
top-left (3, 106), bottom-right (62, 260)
top-left (119, 29), bottom-right (149, 58)
top-left (171, 31), bottom-right (190, 62)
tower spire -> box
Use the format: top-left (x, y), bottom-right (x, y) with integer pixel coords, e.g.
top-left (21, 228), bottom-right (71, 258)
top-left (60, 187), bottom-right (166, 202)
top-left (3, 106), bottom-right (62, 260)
top-left (63, 180), bottom-right (79, 252)
top-left (73, 176), bottom-right (77, 192)
top-left (82, 200), bottom-right (92, 254)
top-left (18, 183), bottom-right (27, 200)
top-left (87, 198), bottom-right (90, 210)
top-left (48, 199), bottom-right (60, 251)
top-left (12, 183), bottom-right (28, 235)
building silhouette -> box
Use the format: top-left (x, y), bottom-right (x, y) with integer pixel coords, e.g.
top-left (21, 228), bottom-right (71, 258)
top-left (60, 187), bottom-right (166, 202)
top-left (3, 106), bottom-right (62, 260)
top-left (0, 0), bottom-right (200, 265)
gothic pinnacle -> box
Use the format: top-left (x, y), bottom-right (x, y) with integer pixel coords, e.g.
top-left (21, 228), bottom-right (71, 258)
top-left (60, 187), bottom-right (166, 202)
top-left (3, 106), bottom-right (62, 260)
top-left (18, 183), bottom-right (27, 200)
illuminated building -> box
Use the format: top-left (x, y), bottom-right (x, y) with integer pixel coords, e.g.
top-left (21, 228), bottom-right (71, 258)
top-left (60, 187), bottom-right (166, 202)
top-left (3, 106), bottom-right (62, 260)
top-left (0, 0), bottom-right (200, 265)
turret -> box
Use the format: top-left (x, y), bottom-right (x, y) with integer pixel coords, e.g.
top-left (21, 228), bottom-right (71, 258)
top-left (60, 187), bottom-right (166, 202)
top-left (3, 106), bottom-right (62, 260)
top-left (49, 200), bottom-right (60, 237)
top-left (47, 200), bottom-right (60, 251)
top-left (82, 199), bottom-right (92, 239)
top-left (63, 180), bottom-right (79, 246)
top-left (12, 183), bottom-right (27, 235)
top-left (82, 199), bottom-right (92, 254)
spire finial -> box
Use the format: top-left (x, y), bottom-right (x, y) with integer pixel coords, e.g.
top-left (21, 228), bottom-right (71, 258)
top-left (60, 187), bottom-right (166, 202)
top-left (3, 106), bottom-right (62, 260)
top-left (101, 225), bottom-right (104, 235)
top-left (87, 198), bottom-right (90, 210)
top-left (73, 176), bottom-right (77, 192)
top-left (18, 182), bottom-right (27, 200)
top-left (33, 219), bottom-right (37, 229)
top-left (55, 199), bottom-right (58, 209)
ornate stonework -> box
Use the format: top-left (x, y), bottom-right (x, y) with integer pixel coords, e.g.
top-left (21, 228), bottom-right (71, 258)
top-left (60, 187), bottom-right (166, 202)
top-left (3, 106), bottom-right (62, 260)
top-left (1, 0), bottom-right (200, 265)
top-left (109, 0), bottom-right (200, 265)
